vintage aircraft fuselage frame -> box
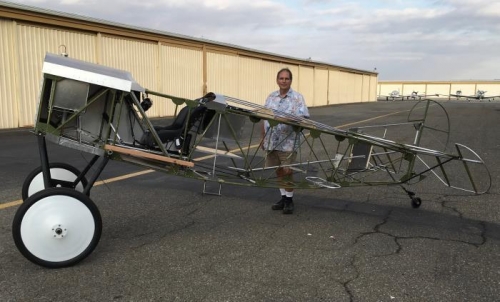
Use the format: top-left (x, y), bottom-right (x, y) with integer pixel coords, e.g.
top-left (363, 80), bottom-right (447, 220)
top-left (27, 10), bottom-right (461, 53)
top-left (12, 53), bottom-right (494, 269)
top-left (32, 54), bottom-right (491, 199)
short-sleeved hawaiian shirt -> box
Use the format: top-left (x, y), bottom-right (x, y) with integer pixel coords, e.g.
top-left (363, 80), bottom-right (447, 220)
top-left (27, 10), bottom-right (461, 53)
top-left (263, 88), bottom-right (309, 152)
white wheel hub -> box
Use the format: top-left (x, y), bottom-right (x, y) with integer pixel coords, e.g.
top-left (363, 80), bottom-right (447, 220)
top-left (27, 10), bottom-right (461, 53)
top-left (51, 224), bottom-right (68, 239)
top-left (20, 194), bottom-right (95, 262)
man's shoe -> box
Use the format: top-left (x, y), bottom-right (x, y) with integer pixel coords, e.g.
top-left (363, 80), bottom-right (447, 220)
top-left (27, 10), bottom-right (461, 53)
top-left (283, 198), bottom-right (294, 214)
top-left (272, 196), bottom-right (286, 210)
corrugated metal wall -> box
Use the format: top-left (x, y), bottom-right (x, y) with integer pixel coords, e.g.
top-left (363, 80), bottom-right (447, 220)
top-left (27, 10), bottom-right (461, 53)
top-left (426, 84), bottom-right (450, 96)
top-left (0, 19), bottom-right (17, 129)
top-left (378, 83), bottom-right (403, 96)
top-left (298, 66), bottom-right (314, 107)
top-left (238, 56), bottom-right (263, 106)
top-left (206, 51), bottom-right (239, 98)
top-left (353, 73), bottom-right (363, 103)
top-left (338, 72), bottom-right (357, 104)
top-left (0, 15), bottom-right (377, 129)
top-left (450, 83), bottom-right (475, 96)
top-left (362, 75), bottom-right (370, 102)
top-left (16, 23), bottom-right (96, 127)
top-left (477, 84), bottom-right (500, 95)
top-left (370, 76), bottom-right (377, 100)
top-left (159, 43), bottom-right (204, 114)
top-left (313, 69), bottom-right (328, 107)
top-left (101, 35), bottom-right (160, 116)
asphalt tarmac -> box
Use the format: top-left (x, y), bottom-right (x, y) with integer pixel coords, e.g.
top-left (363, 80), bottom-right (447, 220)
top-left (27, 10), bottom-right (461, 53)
top-left (0, 99), bottom-right (499, 301)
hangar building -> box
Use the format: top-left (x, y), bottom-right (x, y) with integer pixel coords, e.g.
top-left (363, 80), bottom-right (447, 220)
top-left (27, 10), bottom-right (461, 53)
top-left (378, 81), bottom-right (500, 99)
top-left (0, 1), bottom-right (378, 130)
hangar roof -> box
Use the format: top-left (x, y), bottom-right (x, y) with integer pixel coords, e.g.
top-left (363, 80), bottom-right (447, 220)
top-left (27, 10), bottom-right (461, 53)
top-left (0, 0), bottom-right (377, 76)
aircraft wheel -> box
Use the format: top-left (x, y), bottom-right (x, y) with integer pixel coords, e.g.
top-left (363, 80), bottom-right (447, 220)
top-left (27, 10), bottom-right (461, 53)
top-left (22, 162), bottom-right (88, 201)
top-left (411, 197), bottom-right (422, 208)
top-left (12, 188), bottom-right (102, 268)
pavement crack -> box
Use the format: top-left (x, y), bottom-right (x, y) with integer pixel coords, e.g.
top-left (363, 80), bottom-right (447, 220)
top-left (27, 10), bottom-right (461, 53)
top-left (342, 255), bottom-right (360, 302)
top-left (478, 221), bottom-right (487, 247)
top-left (186, 208), bottom-right (199, 216)
top-left (441, 197), bottom-right (464, 218)
top-left (397, 234), bottom-right (483, 248)
top-left (354, 209), bottom-right (393, 245)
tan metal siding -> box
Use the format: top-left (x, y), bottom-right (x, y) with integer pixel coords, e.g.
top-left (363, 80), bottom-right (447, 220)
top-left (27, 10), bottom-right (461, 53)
top-left (353, 74), bottom-right (362, 103)
top-left (426, 84), bottom-right (450, 96)
top-left (362, 75), bottom-right (370, 102)
top-left (0, 6), bottom-right (379, 129)
top-left (0, 19), bottom-right (18, 128)
top-left (260, 61), bottom-right (283, 105)
top-left (338, 73), bottom-right (357, 104)
top-left (16, 23), bottom-right (96, 127)
top-left (370, 76), bottom-right (378, 101)
top-left (206, 51), bottom-right (239, 97)
top-left (328, 70), bottom-right (341, 104)
top-left (298, 66), bottom-right (314, 107)
top-left (379, 83), bottom-right (403, 97)
top-left (313, 69), bottom-right (328, 106)
top-left (477, 84), bottom-right (500, 95)
top-left (100, 35), bottom-right (160, 115)
top-left (238, 56), bottom-right (264, 105)
top-left (159, 44), bottom-right (204, 116)
top-left (286, 65), bottom-right (300, 92)
top-left (450, 83), bottom-right (475, 96)
top-left (401, 84), bottom-right (426, 96)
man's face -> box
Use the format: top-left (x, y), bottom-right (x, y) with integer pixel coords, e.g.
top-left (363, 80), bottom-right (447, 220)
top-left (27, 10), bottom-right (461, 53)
top-left (276, 71), bottom-right (292, 91)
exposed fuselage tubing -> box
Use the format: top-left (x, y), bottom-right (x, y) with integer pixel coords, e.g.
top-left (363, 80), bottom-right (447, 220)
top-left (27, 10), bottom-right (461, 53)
top-left (413, 123), bottom-right (422, 145)
top-left (211, 113), bottom-right (222, 177)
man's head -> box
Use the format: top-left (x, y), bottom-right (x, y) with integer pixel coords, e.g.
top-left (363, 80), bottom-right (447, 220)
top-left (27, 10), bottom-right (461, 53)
top-left (276, 68), bottom-right (292, 93)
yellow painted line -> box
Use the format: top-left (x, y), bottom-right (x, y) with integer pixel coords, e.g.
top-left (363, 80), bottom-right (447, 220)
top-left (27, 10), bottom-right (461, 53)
top-left (0, 107), bottom-right (413, 210)
top-left (0, 169), bottom-right (156, 210)
top-left (93, 169), bottom-right (154, 185)
top-left (0, 200), bottom-right (22, 210)
top-left (335, 110), bottom-right (408, 129)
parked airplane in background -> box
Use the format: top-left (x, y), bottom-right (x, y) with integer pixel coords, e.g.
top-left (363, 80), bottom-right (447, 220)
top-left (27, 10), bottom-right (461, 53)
top-left (405, 91), bottom-right (426, 100)
top-left (383, 90), bottom-right (435, 101)
top-left (450, 90), bottom-right (499, 101)
top-left (450, 90), bottom-right (463, 100)
top-left (384, 90), bottom-right (404, 101)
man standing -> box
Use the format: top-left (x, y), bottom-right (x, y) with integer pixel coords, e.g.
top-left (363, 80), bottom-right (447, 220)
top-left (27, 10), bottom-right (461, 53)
top-left (261, 68), bottom-right (309, 214)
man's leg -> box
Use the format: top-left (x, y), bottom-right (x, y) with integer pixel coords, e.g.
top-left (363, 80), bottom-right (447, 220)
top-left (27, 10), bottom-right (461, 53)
top-left (267, 151), bottom-right (287, 210)
top-left (277, 151), bottom-right (297, 214)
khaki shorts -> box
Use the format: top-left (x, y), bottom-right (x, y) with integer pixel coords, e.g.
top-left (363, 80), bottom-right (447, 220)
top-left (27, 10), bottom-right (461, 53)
top-left (266, 151), bottom-right (297, 168)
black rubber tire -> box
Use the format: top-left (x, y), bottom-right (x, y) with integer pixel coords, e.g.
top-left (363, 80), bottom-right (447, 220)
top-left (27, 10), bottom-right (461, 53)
top-left (12, 187), bottom-right (102, 268)
top-left (411, 197), bottom-right (422, 208)
top-left (21, 162), bottom-right (88, 201)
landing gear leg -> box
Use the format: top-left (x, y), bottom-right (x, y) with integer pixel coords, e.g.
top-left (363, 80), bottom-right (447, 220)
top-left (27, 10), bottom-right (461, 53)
top-left (401, 186), bottom-right (422, 208)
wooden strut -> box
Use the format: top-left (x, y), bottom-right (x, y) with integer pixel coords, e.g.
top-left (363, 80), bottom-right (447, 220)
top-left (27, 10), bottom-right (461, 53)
top-left (104, 145), bottom-right (194, 168)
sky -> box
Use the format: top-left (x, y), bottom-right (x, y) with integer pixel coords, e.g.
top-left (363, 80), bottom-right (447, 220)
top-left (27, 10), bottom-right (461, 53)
top-left (5, 0), bottom-right (500, 81)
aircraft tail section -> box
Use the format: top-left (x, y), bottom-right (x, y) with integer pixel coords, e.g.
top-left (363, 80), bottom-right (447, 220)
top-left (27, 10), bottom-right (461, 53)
top-left (414, 143), bottom-right (491, 195)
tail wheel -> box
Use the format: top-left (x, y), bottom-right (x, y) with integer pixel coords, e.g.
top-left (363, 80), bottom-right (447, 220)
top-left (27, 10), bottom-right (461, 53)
top-left (12, 188), bottom-right (102, 268)
top-left (22, 163), bottom-right (88, 201)
top-left (411, 197), bottom-right (422, 208)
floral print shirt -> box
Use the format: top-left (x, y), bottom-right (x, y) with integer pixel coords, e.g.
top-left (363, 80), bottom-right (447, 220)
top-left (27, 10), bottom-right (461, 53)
top-left (263, 88), bottom-right (309, 152)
